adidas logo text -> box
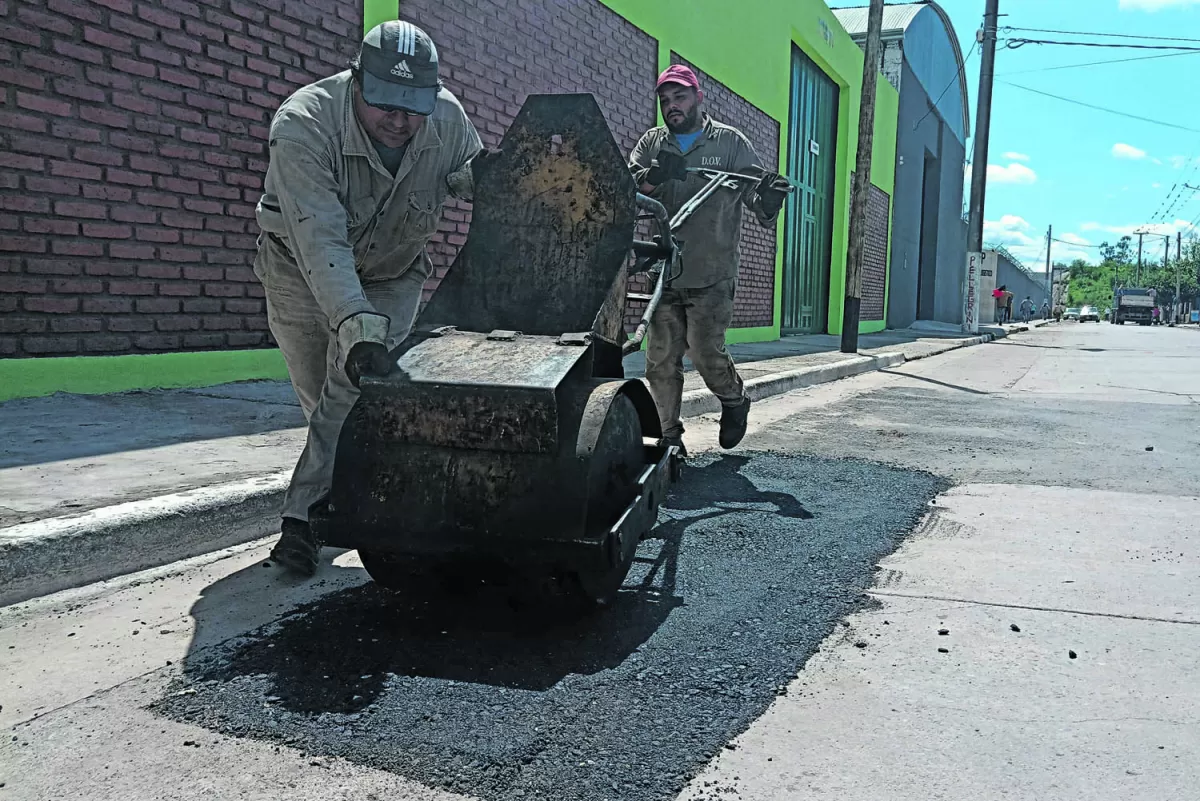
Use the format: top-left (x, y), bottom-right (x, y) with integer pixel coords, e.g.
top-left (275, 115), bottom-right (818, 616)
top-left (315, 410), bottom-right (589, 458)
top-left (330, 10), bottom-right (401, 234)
top-left (391, 60), bottom-right (414, 79)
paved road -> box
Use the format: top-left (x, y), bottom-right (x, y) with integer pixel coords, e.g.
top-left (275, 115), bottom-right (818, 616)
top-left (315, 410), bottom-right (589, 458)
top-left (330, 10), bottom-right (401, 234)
top-left (3, 322), bottom-right (1197, 800)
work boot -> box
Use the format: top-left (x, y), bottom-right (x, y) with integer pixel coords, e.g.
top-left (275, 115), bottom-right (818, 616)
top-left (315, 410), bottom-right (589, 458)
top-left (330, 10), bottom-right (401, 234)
top-left (269, 517), bottom-right (319, 577)
top-left (718, 396), bottom-right (751, 449)
top-left (659, 435), bottom-right (688, 459)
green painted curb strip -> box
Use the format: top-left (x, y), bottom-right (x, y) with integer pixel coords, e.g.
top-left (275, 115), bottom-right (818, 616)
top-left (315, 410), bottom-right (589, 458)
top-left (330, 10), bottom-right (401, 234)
top-left (0, 349), bottom-right (290, 402)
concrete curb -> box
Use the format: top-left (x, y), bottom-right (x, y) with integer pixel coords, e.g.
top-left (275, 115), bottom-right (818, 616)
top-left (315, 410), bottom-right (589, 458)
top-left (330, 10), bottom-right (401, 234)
top-left (0, 472), bottom-right (288, 607)
top-left (2, 328), bottom-right (1030, 606)
top-left (674, 352), bottom-right (906, 418)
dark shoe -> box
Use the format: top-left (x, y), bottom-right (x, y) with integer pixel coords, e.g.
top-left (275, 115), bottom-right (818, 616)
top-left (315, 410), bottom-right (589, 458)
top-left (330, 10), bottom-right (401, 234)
top-left (658, 435), bottom-right (688, 459)
top-left (719, 396), bottom-right (751, 449)
top-left (270, 517), bottom-right (319, 577)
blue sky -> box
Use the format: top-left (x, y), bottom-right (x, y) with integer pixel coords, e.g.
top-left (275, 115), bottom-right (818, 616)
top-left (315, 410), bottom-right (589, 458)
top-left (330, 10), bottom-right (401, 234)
top-left (826, 0), bottom-right (1200, 272)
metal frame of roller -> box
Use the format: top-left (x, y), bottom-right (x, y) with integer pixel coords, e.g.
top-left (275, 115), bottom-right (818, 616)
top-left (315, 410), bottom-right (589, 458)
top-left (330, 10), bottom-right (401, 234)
top-left (310, 94), bottom-right (681, 608)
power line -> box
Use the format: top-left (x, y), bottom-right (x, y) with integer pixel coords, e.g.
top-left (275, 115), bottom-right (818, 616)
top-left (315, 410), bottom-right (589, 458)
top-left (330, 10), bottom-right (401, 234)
top-left (998, 81), bottom-right (1200, 134)
top-left (1052, 237), bottom-right (1104, 249)
top-left (1003, 26), bottom-right (1200, 44)
top-left (997, 50), bottom-right (1200, 76)
top-left (1002, 37), bottom-right (1200, 52)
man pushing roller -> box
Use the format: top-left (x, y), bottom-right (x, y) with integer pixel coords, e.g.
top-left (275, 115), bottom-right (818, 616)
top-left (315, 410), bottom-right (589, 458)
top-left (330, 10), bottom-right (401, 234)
top-left (629, 65), bottom-right (790, 457)
top-left (253, 21), bottom-right (492, 576)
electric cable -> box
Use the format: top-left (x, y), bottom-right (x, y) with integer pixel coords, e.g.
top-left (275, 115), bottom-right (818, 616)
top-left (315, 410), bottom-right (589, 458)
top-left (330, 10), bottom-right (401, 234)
top-left (1002, 38), bottom-right (1200, 52)
top-left (998, 81), bottom-right (1200, 134)
top-left (911, 37), bottom-right (978, 132)
top-left (1003, 26), bottom-right (1200, 44)
top-left (997, 50), bottom-right (1200, 76)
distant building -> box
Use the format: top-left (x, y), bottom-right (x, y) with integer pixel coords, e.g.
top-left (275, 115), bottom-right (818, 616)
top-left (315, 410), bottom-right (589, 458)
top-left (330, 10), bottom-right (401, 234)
top-left (833, 2), bottom-right (970, 329)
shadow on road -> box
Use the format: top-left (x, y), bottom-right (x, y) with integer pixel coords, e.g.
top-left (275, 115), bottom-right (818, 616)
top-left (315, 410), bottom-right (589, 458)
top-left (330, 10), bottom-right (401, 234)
top-left (878, 369), bottom-right (992, 395)
top-left (153, 453), bottom-right (938, 801)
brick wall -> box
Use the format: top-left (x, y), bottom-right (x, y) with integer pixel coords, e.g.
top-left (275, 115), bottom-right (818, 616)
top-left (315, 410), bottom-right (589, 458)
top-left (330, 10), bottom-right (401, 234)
top-left (0, 0), bottom-right (360, 357)
top-left (668, 53), bottom-right (779, 330)
top-left (396, 0), bottom-right (659, 309)
top-left (1, 0), bottom-right (787, 359)
top-left (861, 183), bottom-right (890, 321)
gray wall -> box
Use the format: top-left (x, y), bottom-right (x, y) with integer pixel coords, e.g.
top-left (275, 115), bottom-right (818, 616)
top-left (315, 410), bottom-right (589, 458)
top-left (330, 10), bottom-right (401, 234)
top-left (988, 250), bottom-right (1050, 322)
top-left (886, 60), bottom-right (967, 329)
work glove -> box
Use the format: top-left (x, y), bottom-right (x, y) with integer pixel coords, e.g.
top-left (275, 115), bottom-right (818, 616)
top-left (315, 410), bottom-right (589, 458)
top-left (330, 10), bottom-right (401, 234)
top-left (756, 172), bottom-right (791, 218)
top-left (644, 151), bottom-right (689, 187)
top-left (337, 311), bottom-right (392, 388)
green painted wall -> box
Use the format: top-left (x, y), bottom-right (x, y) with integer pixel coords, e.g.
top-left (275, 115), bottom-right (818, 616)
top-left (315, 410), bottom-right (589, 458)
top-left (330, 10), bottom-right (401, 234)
top-left (0, 349), bottom-right (289, 402)
top-left (0, 0), bottom-right (899, 401)
top-left (363, 0), bottom-right (394, 35)
top-left (598, 0), bottom-right (899, 339)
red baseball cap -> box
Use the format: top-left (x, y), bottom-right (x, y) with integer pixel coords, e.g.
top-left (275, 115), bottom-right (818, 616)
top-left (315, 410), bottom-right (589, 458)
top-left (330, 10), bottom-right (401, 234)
top-left (656, 65), bottom-right (700, 91)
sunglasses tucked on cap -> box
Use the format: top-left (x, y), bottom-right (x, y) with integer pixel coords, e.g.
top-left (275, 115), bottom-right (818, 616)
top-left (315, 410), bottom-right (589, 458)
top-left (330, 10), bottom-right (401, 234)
top-left (359, 20), bottom-right (441, 116)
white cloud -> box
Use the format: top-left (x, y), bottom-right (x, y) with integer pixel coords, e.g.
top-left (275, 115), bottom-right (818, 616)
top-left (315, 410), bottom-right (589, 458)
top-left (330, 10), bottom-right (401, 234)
top-left (1048, 247), bottom-right (1095, 265)
top-left (1119, 0), bottom-right (1200, 10)
top-left (987, 162), bottom-right (1038, 184)
top-left (1169, 155), bottom-right (1200, 169)
top-left (984, 215), bottom-right (1038, 248)
top-left (1112, 143), bottom-right (1147, 160)
top-left (1152, 182), bottom-right (1162, 189)
top-left (1152, 158), bottom-right (1163, 165)
top-left (1002, 151), bottom-right (1030, 162)
top-left (1058, 233), bottom-right (1093, 246)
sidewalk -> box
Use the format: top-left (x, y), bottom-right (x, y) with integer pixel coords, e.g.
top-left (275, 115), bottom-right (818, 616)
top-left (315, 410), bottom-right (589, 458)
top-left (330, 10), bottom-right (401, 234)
top-left (0, 321), bottom-right (1045, 605)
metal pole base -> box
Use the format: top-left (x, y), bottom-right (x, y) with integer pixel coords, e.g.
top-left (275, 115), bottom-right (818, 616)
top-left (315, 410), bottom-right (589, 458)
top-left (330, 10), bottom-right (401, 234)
top-left (840, 296), bottom-right (861, 354)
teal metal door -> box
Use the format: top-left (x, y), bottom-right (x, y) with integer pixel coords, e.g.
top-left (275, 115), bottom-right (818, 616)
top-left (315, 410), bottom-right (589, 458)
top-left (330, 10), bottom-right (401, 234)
top-left (782, 47), bottom-right (839, 334)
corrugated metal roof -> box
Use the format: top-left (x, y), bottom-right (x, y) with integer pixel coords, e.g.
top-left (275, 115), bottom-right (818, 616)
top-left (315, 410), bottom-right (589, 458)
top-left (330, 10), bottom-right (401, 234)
top-left (831, 4), bottom-right (925, 37)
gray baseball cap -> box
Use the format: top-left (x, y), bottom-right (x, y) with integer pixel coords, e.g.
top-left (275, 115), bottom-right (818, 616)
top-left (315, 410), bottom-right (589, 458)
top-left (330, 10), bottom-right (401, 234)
top-left (358, 20), bottom-right (440, 116)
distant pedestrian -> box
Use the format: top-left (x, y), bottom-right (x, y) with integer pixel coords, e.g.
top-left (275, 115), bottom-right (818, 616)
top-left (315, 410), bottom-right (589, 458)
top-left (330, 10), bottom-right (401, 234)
top-left (1005, 290), bottom-right (1014, 323)
top-left (1041, 300), bottom-right (1050, 319)
top-left (992, 285), bottom-right (1007, 323)
top-left (1020, 296), bottom-right (1033, 324)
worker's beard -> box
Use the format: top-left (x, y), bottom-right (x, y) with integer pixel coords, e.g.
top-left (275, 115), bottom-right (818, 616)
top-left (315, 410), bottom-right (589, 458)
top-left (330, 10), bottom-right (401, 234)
top-left (665, 106), bottom-right (701, 135)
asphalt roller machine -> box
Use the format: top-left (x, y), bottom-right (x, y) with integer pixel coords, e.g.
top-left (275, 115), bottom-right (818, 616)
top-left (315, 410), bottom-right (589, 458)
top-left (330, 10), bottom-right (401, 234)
top-left (310, 93), bottom-right (784, 609)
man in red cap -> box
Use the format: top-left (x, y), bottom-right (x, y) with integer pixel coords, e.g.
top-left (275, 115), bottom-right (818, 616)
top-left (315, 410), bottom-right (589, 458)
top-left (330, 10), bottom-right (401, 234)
top-left (629, 64), bottom-right (790, 456)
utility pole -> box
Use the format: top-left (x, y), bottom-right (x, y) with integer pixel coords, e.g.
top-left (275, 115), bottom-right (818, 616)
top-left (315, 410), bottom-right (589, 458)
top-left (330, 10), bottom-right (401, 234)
top-left (1175, 234), bottom-right (1182, 324)
top-left (1137, 232), bottom-right (1144, 284)
top-left (1045, 224), bottom-right (1052, 286)
top-left (964, 0), bottom-right (1000, 334)
top-left (840, 0), bottom-right (885, 354)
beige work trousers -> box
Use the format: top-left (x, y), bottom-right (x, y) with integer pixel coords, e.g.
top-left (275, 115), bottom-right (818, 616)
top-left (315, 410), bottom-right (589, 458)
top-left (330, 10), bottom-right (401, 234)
top-left (644, 277), bottom-right (746, 440)
top-left (257, 253), bottom-right (425, 522)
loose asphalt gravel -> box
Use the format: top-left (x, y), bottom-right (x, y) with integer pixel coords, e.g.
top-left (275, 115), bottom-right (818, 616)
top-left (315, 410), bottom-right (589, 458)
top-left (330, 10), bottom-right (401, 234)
top-left (153, 453), bottom-right (946, 801)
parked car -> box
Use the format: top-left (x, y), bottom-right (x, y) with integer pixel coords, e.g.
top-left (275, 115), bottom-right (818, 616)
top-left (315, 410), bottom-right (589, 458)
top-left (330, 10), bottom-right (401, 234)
top-left (1078, 305), bottom-right (1101, 323)
top-left (1064, 307), bottom-right (1081, 321)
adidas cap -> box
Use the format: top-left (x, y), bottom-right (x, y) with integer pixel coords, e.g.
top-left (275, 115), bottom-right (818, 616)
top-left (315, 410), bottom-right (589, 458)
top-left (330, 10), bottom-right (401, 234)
top-left (358, 20), bottom-right (440, 116)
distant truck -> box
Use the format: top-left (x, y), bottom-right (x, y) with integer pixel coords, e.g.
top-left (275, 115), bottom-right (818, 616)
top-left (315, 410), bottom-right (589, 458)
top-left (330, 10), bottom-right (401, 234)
top-left (1112, 288), bottom-right (1155, 325)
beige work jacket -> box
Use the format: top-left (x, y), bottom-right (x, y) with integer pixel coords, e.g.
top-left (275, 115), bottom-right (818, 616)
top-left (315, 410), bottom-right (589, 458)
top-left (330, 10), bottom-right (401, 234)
top-left (254, 71), bottom-right (481, 328)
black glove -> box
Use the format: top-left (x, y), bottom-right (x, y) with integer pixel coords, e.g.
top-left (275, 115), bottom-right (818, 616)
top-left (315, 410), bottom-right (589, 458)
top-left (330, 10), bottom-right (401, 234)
top-left (644, 151), bottom-right (689, 186)
top-left (470, 147), bottom-right (503, 186)
top-left (756, 172), bottom-right (790, 218)
top-left (344, 341), bottom-right (392, 388)
top-left (337, 311), bottom-right (392, 388)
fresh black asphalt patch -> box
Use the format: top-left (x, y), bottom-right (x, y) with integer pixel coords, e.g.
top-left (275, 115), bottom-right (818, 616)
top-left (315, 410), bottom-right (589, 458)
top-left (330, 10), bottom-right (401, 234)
top-left (153, 453), bottom-right (945, 801)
